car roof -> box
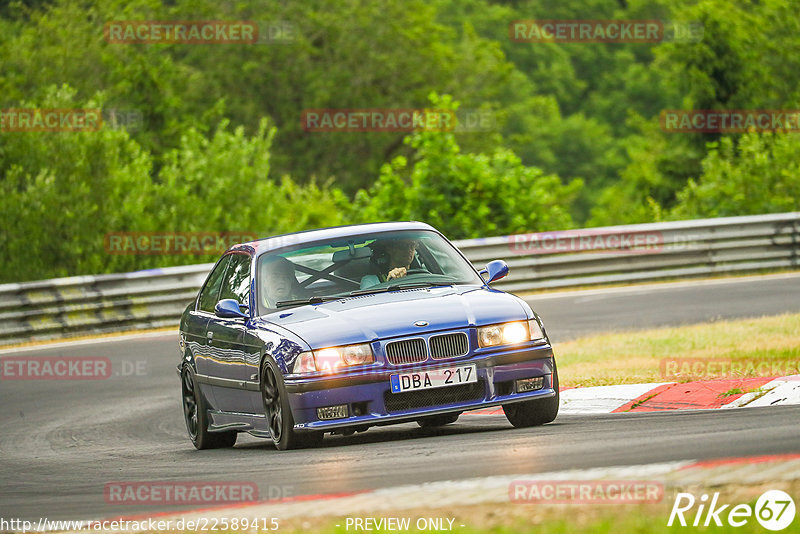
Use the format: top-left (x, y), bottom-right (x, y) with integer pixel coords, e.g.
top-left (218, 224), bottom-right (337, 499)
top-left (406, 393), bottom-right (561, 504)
top-left (228, 221), bottom-right (437, 255)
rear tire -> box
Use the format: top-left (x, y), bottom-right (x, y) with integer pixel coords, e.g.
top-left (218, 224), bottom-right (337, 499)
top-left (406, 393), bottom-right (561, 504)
top-left (261, 358), bottom-right (323, 450)
top-left (417, 413), bottom-right (460, 428)
top-left (181, 366), bottom-right (238, 450)
top-left (503, 362), bottom-right (560, 428)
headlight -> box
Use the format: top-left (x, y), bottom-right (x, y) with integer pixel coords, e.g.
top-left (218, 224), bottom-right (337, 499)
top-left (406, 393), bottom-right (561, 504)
top-left (477, 319), bottom-right (545, 348)
top-left (293, 343), bottom-right (375, 374)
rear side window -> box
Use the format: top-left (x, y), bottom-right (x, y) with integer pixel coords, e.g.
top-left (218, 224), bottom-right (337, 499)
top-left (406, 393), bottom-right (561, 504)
top-left (219, 253), bottom-right (251, 308)
top-left (198, 256), bottom-right (232, 313)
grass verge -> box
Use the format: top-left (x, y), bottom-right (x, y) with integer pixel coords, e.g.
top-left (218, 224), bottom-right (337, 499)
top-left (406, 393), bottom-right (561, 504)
top-left (272, 481), bottom-right (798, 534)
top-left (553, 313), bottom-right (800, 387)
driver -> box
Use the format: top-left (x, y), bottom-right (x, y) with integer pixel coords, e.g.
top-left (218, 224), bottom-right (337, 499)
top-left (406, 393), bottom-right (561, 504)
top-left (260, 256), bottom-right (301, 308)
top-left (381, 238), bottom-right (419, 281)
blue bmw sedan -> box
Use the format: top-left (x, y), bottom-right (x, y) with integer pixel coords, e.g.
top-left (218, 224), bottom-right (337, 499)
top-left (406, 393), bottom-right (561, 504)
top-left (178, 222), bottom-right (558, 450)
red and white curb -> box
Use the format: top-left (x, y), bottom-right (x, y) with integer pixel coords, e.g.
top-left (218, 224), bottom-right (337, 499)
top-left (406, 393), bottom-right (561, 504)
top-left (465, 375), bottom-right (800, 416)
top-left (721, 376), bottom-right (800, 409)
top-left (59, 454), bottom-right (800, 533)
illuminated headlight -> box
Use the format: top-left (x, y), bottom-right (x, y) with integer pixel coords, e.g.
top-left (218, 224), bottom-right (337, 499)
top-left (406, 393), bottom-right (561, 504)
top-left (477, 319), bottom-right (545, 348)
top-left (293, 343), bottom-right (375, 374)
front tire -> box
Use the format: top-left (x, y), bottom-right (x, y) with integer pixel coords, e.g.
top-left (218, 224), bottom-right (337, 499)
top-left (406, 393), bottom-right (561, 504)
top-left (261, 359), bottom-right (323, 450)
top-left (181, 366), bottom-right (237, 450)
top-left (503, 362), bottom-right (560, 428)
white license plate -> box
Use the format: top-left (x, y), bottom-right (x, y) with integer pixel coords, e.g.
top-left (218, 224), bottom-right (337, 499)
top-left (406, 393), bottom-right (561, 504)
top-left (389, 364), bottom-right (477, 393)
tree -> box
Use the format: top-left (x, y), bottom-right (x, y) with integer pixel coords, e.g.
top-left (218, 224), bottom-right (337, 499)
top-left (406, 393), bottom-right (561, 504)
top-left (672, 133), bottom-right (800, 219)
top-left (0, 85), bottom-right (155, 281)
top-left (353, 95), bottom-right (581, 239)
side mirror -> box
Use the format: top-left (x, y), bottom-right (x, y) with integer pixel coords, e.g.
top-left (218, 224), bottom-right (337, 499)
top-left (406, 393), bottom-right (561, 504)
top-left (480, 259), bottom-right (509, 285)
top-left (214, 299), bottom-right (249, 319)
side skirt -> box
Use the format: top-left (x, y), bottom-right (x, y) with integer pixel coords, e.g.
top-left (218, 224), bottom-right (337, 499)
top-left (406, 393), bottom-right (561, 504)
top-left (207, 409), bottom-right (267, 434)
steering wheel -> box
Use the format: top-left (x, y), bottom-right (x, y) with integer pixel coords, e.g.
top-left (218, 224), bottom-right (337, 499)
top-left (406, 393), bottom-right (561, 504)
top-left (404, 268), bottom-right (428, 276)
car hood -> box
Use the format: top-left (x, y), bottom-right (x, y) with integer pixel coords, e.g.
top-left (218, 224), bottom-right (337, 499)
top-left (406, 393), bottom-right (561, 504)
top-left (255, 285), bottom-right (529, 349)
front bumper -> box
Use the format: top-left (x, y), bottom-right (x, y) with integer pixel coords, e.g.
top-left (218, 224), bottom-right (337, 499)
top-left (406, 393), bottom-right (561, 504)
top-left (285, 343), bottom-right (556, 431)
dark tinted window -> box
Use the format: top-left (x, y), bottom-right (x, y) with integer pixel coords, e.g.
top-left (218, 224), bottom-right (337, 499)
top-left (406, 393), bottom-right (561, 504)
top-left (198, 256), bottom-right (231, 313)
top-left (219, 253), bottom-right (251, 308)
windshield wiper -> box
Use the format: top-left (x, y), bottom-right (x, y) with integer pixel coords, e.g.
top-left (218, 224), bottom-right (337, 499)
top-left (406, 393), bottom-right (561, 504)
top-left (275, 295), bottom-right (343, 308)
top-left (278, 282), bottom-right (456, 307)
top-left (349, 281), bottom-right (453, 296)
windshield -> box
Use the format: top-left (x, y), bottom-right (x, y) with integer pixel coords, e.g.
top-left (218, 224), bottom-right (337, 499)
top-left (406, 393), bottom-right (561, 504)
top-left (256, 229), bottom-right (483, 314)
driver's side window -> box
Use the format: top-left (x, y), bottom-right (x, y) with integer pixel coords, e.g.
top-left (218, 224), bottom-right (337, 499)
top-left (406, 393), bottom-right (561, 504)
top-left (198, 256), bottom-right (231, 313)
top-left (219, 254), bottom-right (251, 307)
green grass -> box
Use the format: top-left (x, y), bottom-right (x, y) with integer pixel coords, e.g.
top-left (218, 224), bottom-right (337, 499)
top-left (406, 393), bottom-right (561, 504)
top-left (274, 494), bottom-right (795, 534)
top-left (553, 312), bottom-right (800, 387)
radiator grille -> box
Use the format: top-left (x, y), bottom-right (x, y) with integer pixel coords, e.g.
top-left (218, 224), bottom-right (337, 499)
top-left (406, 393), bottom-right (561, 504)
top-left (429, 332), bottom-right (469, 359)
top-left (385, 338), bottom-right (427, 365)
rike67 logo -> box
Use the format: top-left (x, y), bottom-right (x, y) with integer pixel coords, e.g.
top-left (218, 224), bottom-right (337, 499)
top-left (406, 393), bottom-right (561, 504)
top-left (668, 490), bottom-right (796, 530)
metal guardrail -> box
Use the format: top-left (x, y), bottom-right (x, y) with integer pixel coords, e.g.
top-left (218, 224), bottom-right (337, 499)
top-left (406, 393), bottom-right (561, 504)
top-left (1, 212), bottom-right (798, 346)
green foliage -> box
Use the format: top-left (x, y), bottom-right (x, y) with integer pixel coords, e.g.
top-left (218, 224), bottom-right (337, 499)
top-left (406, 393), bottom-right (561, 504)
top-left (588, 0), bottom-right (800, 224)
top-left (672, 133), bottom-right (800, 218)
top-left (353, 96), bottom-right (581, 239)
top-left (0, 85), bottom-right (155, 281)
top-left (1, 0), bottom-right (799, 282)
top-left (0, 0), bottom-right (520, 192)
top-left (0, 86), bottom-right (347, 283)
top-left (152, 117), bottom-right (349, 236)
top-left (588, 114), bottom-right (688, 226)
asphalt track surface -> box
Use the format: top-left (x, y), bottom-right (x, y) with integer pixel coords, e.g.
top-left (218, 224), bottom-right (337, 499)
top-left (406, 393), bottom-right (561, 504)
top-left (1, 274), bottom-right (799, 521)
top-left (526, 272), bottom-right (800, 342)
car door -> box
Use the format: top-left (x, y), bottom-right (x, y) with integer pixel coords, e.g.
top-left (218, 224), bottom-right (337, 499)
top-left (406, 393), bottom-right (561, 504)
top-left (191, 254), bottom-right (232, 411)
top-left (205, 252), bottom-right (253, 413)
